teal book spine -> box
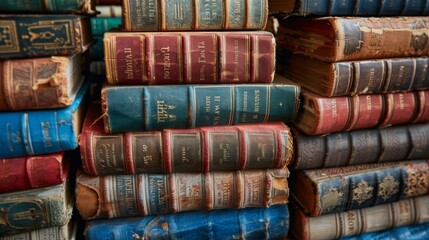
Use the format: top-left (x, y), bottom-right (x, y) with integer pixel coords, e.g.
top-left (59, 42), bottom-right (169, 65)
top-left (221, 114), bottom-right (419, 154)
top-left (0, 15), bottom-right (92, 59)
top-left (122, 0), bottom-right (268, 31)
top-left (378, 0), bottom-right (405, 15)
top-left (0, 79), bottom-right (89, 158)
top-left (291, 160), bottom-right (429, 216)
top-left (85, 205), bottom-right (289, 240)
top-left (340, 222), bottom-right (429, 240)
top-left (0, 182), bottom-right (72, 235)
top-left (102, 84), bottom-right (300, 133)
top-left (0, 0), bottom-right (95, 14)
top-left (329, 0), bottom-right (356, 15)
top-left (90, 17), bottom-right (122, 36)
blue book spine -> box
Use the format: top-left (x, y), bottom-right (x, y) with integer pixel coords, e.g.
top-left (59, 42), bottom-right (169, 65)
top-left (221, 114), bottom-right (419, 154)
top-left (296, 0), bottom-right (329, 15)
top-left (402, 0), bottom-right (426, 15)
top-left (422, 1), bottom-right (429, 15)
top-left (354, 0), bottom-right (381, 15)
top-left (340, 222), bottom-right (429, 240)
top-left (378, 0), bottom-right (405, 15)
top-left (0, 0), bottom-right (94, 13)
top-left (85, 205), bottom-right (289, 240)
top-left (103, 84), bottom-right (300, 133)
top-left (329, 0), bottom-right (356, 15)
top-left (0, 79), bottom-right (89, 158)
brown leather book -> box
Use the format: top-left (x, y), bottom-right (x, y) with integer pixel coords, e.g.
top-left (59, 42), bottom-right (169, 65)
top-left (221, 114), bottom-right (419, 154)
top-left (75, 168), bottom-right (289, 220)
top-left (276, 17), bottom-right (429, 62)
top-left (0, 55), bottom-right (83, 110)
top-left (295, 89), bottom-right (429, 135)
top-left (290, 195), bottom-right (429, 240)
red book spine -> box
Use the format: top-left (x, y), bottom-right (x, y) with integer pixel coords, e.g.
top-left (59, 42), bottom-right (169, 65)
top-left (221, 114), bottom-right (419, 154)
top-left (380, 92), bottom-right (417, 127)
top-left (346, 94), bottom-right (384, 131)
top-left (251, 34), bottom-right (275, 83)
top-left (314, 96), bottom-right (351, 135)
top-left (0, 153), bottom-right (67, 193)
top-left (414, 90), bottom-right (429, 123)
top-left (151, 35), bottom-right (182, 84)
top-left (220, 34), bottom-right (250, 83)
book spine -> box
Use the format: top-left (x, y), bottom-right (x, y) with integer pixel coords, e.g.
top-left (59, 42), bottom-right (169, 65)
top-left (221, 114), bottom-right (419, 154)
top-left (329, 0), bottom-right (355, 15)
top-left (0, 153), bottom-right (66, 193)
top-left (82, 122), bottom-right (293, 175)
top-left (104, 32), bottom-right (275, 85)
top-left (75, 169), bottom-right (289, 220)
top-left (294, 0), bottom-right (329, 16)
top-left (85, 204), bottom-right (289, 240)
top-left (351, 60), bottom-right (385, 95)
top-left (301, 195), bottom-right (429, 240)
top-left (0, 79), bottom-right (89, 158)
top-left (339, 222), bottom-right (429, 240)
top-left (95, 5), bottom-right (123, 17)
top-left (353, 0), bottom-right (381, 15)
top-left (379, 92), bottom-right (417, 127)
top-left (0, 184), bottom-right (71, 235)
top-left (378, 0), bottom-right (405, 15)
top-left (413, 90), bottom-right (429, 123)
top-left (309, 161), bottom-right (429, 216)
top-left (123, 0), bottom-right (267, 31)
top-left (0, 225), bottom-right (70, 240)
top-left (336, 17), bottom-right (429, 61)
top-left (102, 84), bottom-right (299, 132)
top-left (412, 58), bottom-right (429, 90)
top-left (90, 17), bottom-right (122, 36)
top-left (383, 58), bottom-right (415, 92)
top-left (0, 0), bottom-right (95, 13)
top-left (346, 94), bottom-right (384, 131)
top-left (0, 56), bottom-right (79, 110)
top-left (401, 0), bottom-right (426, 16)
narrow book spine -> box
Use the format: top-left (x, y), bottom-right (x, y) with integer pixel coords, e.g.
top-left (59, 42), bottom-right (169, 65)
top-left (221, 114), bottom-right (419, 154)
top-left (0, 153), bottom-right (66, 193)
top-left (123, 0), bottom-right (267, 31)
top-left (102, 84), bottom-right (300, 132)
top-left (75, 169), bottom-right (289, 220)
top-left (85, 204), bottom-right (289, 240)
top-left (104, 32), bottom-right (275, 85)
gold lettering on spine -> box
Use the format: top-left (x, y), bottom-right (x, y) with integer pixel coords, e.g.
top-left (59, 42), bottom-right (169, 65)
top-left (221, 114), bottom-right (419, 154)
top-left (198, 41), bottom-right (206, 81)
top-left (202, 0), bottom-right (219, 20)
top-left (156, 100), bottom-right (176, 123)
top-left (232, 0), bottom-right (241, 22)
top-left (253, 89), bottom-right (260, 119)
top-left (161, 46), bottom-right (171, 80)
top-left (177, 174), bottom-right (203, 211)
top-left (233, 39), bottom-right (240, 81)
top-left (124, 47), bottom-right (134, 80)
top-left (41, 122), bottom-right (52, 148)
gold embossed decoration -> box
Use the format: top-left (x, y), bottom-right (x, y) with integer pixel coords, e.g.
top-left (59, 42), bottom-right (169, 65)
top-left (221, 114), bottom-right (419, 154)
top-left (322, 187), bottom-right (343, 212)
top-left (404, 165), bottom-right (429, 198)
top-left (378, 174), bottom-right (399, 201)
top-left (352, 179), bottom-right (373, 205)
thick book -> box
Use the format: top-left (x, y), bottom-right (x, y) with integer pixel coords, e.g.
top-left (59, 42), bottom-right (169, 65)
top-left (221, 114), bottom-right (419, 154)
top-left (0, 0), bottom-right (96, 14)
top-left (0, 77), bottom-right (90, 158)
top-left (340, 222), bottom-right (429, 240)
top-left (292, 123), bottom-right (429, 170)
top-left (270, 0), bottom-right (429, 16)
top-left (295, 89), bottom-right (429, 135)
top-left (291, 160), bottom-right (429, 217)
top-left (0, 55), bottom-right (83, 110)
top-left (276, 17), bottom-right (429, 62)
top-left (0, 15), bottom-right (93, 59)
top-left (0, 152), bottom-right (69, 193)
top-left (0, 181), bottom-right (73, 235)
top-left (85, 204), bottom-right (289, 240)
top-left (104, 31), bottom-right (276, 85)
top-left (290, 195), bottom-right (429, 240)
top-left (81, 101), bottom-right (294, 175)
top-left (75, 169), bottom-right (289, 220)
top-left (122, 0), bottom-right (268, 31)
top-left (277, 55), bottom-right (429, 97)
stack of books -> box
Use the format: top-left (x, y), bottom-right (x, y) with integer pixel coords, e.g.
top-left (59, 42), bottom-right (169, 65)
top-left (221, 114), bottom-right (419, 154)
top-left (269, 0), bottom-right (429, 239)
top-left (0, 1), bottom-right (95, 239)
top-left (75, 0), bottom-right (302, 238)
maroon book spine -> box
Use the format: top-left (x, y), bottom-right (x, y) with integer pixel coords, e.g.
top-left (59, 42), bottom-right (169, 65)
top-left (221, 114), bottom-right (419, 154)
top-left (414, 91), bottom-right (429, 123)
top-left (346, 94), bottom-right (384, 131)
top-left (0, 153), bottom-right (68, 193)
top-left (80, 102), bottom-right (293, 175)
top-left (104, 31), bottom-right (275, 85)
top-left (380, 92), bottom-right (417, 127)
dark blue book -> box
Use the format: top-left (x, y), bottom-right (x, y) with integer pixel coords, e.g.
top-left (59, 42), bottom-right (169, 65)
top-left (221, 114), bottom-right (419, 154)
top-left (340, 222), bottom-right (429, 240)
top-left (0, 77), bottom-right (90, 158)
top-left (85, 205), bottom-right (289, 240)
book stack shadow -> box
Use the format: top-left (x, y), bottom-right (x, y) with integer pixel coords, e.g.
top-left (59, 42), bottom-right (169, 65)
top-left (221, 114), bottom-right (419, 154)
top-left (0, 1), bottom-right (96, 239)
top-left (76, 0), bottom-right (301, 239)
top-left (269, 0), bottom-right (429, 239)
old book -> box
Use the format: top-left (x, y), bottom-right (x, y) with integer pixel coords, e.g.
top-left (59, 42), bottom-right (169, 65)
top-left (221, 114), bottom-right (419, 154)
top-left (90, 17), bottom-right (122, 36)
top-left (104, 31), bottom-right (275, 84)
top-left (271, 0), bottom-right (429, 16)
top-left (0, 77), bottom-right (89, 158)
top-left (0, 55), bottom-right (83, 110)
top-left (292, 123), bottom-right (429, 170)
top-left (0, 0), bottom-right (96, 14)
top-left (291, 160), bottom-right (429, 217)
top-left (0, 152), bottom-right (69, 193)
top-left (0, 180), bottom-right (73, 235)
top-left (295, 89), bottom-right (429, 135)
top-left (0, 15), bottom-right (93, 59)
top-left (75, 168), bottom-right (289, 219)
top-left (95, 5), bottom-right (122, 17)
top-left (277, 55), bottom-right (429, 97)
top-left (0, 221), bottom-right (76, 240)
top-left (276, 17), bottom-right (429, 62)
top-left (102, 78), bottom-right (300, 132)
top-left (290, 195), bottom-right (429, 240)
top-left (85, 204), bottom-right (289, 239)
top-left (80, 101), bottom-right (293, 175)
top-left (122, 0), bottom-right (267, 31)
top-left (340, 222), bottom-right (429, 240)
